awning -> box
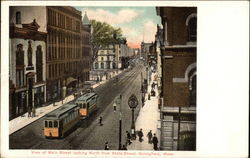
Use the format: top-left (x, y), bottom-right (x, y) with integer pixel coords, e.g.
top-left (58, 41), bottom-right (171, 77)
top-left (66, 77), bottom-right (77, 85)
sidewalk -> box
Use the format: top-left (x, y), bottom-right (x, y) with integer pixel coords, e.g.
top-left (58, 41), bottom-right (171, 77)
top-left (9, 70), bottom-right (123, 135)
top-left (127, 72), bottom-right (161, 150)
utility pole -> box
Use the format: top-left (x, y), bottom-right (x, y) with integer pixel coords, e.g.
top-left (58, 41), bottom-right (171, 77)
top-left (177, 106), bottom-right (181, 150)
top-left (118, 94), bottom-right (122, 150)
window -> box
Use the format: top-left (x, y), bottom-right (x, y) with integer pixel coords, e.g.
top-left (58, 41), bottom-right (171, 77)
top-left (101, 57), bottom-right (104, 61)
top-left (54, 121), bottom-right (58, 128)
top-left (95, 63), bottom-right (98, 69)
top-left (45, 121), bottom-right (48, 127)
top-left (83, 103), bottom-right (86, 108)
top-left (101, 62), bottom-right (104, 69)
top-left (186, 14), bottom-right (197, 42)
top-left (16, 12), bottom-right (21, 24)
top-left (49, 121), bottom-right (53, 128)
top-left (190, 75), bottom-right (196, 106)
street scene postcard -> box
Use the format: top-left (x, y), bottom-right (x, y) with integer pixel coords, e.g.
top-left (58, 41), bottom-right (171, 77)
top-left (1, 1), bottom-right (249, 158)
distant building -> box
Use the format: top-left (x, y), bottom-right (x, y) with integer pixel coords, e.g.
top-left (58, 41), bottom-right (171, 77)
top-left (94, 45), bottom-right (116, 70)
top-left (140, 42), bottom-right (152, 61)
top-left (94, 39), bottom-right (132, 70)
top-left (156, 7), bottom-right (197, 150)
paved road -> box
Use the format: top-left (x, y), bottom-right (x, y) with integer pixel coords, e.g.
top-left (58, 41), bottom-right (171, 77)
top-left (9, 64), bottom-right (146, 150)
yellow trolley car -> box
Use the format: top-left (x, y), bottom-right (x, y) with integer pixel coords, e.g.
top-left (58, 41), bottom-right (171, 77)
top-left (76, 93), bottom-right (98, 118)
top-left (44, 103), bottom-right (80, 138)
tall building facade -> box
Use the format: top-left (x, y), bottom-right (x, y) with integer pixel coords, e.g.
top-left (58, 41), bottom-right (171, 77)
top-left (9, 6), bottom-right (91, 119)
top-left (156, 7), bottom-right (197, 150)
top-left (9, 13), bottom-right (47, 119)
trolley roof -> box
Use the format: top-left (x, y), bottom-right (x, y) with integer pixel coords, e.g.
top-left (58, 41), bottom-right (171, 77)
top-left (76, 92), bottom-right (98, 102)
top-left (45, 103), bottom-right (78, 120)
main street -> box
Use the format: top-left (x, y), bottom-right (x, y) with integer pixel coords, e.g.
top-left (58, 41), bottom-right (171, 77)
top-left (10, 63), bottom-right (147, 150)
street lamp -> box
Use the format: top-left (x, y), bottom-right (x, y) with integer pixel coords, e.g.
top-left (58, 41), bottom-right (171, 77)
top-left (117, 94), bottom-right (122, 150)
top-left (128, 94), bottom-right (138, 139)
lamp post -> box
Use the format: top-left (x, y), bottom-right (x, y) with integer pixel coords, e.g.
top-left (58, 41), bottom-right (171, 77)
top-left (128, 94), bottom-right (138, 139)
top-left (117, 94), bottom-right (122, 150)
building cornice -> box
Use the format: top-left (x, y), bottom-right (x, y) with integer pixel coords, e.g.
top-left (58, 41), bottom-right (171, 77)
top-left (10, 25), bottom-right (47, 41)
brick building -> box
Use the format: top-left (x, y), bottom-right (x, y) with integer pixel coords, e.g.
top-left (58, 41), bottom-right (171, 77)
top-left (156, 7), bottom-right (197, 150)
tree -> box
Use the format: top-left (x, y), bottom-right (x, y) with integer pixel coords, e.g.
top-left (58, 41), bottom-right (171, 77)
top-left (90, 20), bottom-right (123, 62)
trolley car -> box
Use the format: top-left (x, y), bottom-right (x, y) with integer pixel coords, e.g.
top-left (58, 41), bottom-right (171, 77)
top-left (76, 93), bottom-right (98, 118)
top-left (44, 103), bottom-right (80, 138)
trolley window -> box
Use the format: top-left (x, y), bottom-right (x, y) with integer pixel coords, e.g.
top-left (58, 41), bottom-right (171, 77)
top-left (45, 121), bottom-right (48, 127)
top-left (87, 103), bottom-right (89, 108)
top-left (79, 103), bottom-right (82, 108)
top-left (49, 121), bottom-right (53, 128)
top-left (83, 103), bottom-right (86, 108)
top-left (54, 121), bottom-right (58, 128)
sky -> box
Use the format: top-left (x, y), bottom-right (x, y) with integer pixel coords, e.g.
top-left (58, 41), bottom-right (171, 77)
top-left (75, 6), bottom-right (161, 48)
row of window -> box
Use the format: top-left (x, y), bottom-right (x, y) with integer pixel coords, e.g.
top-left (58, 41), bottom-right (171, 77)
top-left (45, 120), bottom-right (58, 128)
top-left (47, 9), bottom-right (80, 32)
top-left (47, 61), bottom-right (90, 78)
top-left (47, 46), bottom-right (81, 61)
top-left (63, 110), bottom-right (79, 124)
top-left (95, 62), bottom-right (116, 69)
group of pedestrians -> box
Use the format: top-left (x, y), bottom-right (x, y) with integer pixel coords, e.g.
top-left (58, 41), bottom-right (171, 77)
top-left (137, 129), bottom-right (159, 150)
top-left (147, 130), bottom-right (159, 150)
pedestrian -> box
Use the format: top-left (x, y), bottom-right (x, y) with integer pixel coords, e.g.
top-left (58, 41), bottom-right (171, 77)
top-left (113, 102), bottom-right (117, 112)
top-left (147, 130), bottom-right (153, 144)
top-left (126, 131), bottom-right (132, 145)
top-left (104, 142), bottom-right (109, 150)
top-left (138, 128), bottom-right (144, 142)
top-left (99, 116), bottom-right (103, 126)
top-left (28, 106), bottom-right (31, 118)
top-left (121, 144), bottom-right (127, 150)
top-left (152, 133), bottom-right (158, 150)
top-left (32, 107), bottom-right (35, 117)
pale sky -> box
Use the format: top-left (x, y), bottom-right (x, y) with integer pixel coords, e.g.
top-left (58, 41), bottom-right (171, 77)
top-left (75, 6), bottom-right (161, 48)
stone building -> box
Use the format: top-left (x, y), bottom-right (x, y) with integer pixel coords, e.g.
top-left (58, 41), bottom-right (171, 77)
top-left (94, 45), bottom-right (116, 70)
top-left (9, 6), bottom-right (91, 119)
top-left (94, 39), bottom-right (130, 70)
top-left (156, 7), bottom-right (197, 150)
top-left (9, 17), bottom-right (47, 119)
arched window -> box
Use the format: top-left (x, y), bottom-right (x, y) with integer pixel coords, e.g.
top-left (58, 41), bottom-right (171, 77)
top-left (16, 44), bottom-right (24, 65)
top-left (189, 75), bottom-right (196, 106)
top-left (16, 11), bottom-right (21, 24)
top-left (95, 62), bottom-right (98, 69)
top-left (36, 45), bottom-right (43, 82)
top-left (186, 13), bottom-right (197, 42)
top-left (101, 62), bottom-right (104, 69)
